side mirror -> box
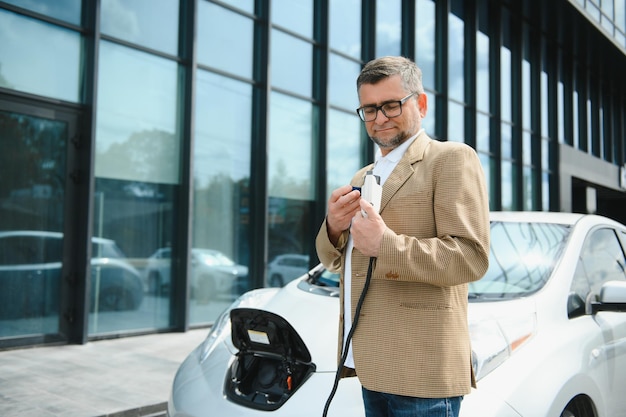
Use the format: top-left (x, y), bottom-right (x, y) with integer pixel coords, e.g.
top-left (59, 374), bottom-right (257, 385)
top-left (591, 281), bottom-right (626, 314)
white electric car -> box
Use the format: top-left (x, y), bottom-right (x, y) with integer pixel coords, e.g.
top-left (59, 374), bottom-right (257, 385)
top-left (168, 212), bottom-right (626, 417)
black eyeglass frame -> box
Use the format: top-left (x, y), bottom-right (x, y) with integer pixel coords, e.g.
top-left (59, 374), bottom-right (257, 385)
top-left (355, 92), bottom-right (418, 122)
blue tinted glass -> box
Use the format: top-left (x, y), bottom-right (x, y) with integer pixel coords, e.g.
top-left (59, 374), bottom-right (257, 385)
top-left (448, 0), bottom-right (464, 102)
top-left (328, 54), bottom-right (360, 109)
top-left (3, 0), bottom-right (81, 24)
top-left (376, 0), bottom-right (401, 57)
top-left (448, 101), bottom-right (464, 142)
top-left (271, 30), bottom-right (312, 97)
top-left (327, 109), bottom-right (363, 197)
top-left (192, 71), bottom-right (252, 315)
top-left (95, 41), bottom-right (180, 184)
top-left (416, 0), bottom-right (436, 91)
top-left (0, 10), bottom-right (81, 102)
top-left (269, 92), bottom-right (315, 200)
top-left (329, 0), bottom-right (361, 58)
top-left (198, 2), bottom-right (253, 79)
top-left (101, 0), bottom-right (179, 55)
top-left (271, 0), bottom-right (312, 37)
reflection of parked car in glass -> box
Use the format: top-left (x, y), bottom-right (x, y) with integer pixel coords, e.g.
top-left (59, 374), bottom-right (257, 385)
top-left (0, 230), bottom-right (143, 319)
top-left (144, 248), bottom-right (248, 301)
top-left (266, 254), bottom-right (309, 287)
top-left (168, 212), bottom-right (626, 417)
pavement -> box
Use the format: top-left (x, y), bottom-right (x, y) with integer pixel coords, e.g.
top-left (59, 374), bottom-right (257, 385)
top-left (0, 328), bottom-right (209, 417)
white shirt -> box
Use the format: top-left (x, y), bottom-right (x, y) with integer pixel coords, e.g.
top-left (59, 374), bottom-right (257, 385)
top-left (342, 130), bottom-right (422, 368)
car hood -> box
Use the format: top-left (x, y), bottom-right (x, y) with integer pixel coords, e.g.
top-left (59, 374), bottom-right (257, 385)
top-left (224, 279), bottom-right (539, 376)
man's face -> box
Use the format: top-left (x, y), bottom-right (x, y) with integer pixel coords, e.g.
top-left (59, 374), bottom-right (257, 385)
top-left (358, 75), bottom-right (427, 155)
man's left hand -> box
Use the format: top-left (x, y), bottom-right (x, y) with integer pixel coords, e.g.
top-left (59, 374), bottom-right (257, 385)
top-left (351, 199), bottom-right (386, 257)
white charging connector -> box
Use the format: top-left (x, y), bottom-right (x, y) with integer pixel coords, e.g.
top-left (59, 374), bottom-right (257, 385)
top-left (361, 170), bottom-right (382, 217)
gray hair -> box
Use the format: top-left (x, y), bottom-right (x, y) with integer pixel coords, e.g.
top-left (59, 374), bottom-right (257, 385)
top-left (356, 56), bottom-right (424, 95)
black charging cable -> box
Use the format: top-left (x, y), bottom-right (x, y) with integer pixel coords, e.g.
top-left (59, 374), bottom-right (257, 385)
top-left (322, 256), bottom-right (375, 417)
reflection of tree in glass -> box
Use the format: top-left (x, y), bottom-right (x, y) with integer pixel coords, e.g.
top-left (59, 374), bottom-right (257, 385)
top-left (96, 128), bottom-right (178, 183)
top-left (269, 159), bottom-right (310, 200)
top-left (0, 64), bottom-right (13, 89)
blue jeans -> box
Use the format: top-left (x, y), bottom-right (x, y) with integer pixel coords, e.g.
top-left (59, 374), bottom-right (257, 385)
top-left (362, 387), bottom-right (462, 417)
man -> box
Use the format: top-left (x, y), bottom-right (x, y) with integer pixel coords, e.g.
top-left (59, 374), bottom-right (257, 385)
top-left (316, 56), bottom-right (490, 417)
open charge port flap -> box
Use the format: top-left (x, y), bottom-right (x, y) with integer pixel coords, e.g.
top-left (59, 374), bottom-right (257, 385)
top-left (225, 308), bottom-right (316, 411)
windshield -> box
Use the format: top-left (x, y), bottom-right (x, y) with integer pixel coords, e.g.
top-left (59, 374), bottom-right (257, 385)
top-left (469, 220), bottom-right (571, 300)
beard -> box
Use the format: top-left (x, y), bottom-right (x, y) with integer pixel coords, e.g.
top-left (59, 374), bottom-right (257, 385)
top-left (370, 131), bottom-right (410, 151)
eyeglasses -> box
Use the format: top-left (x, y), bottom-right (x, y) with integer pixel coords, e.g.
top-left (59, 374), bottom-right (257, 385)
top-left (356, 92), bottom-right (417, 122)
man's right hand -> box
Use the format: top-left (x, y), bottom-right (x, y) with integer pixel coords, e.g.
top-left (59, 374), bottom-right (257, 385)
top-left (326, 185), bottom-right (362, 245)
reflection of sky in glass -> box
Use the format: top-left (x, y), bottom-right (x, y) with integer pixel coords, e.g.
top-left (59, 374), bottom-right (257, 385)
top-left (416, 0), bottom-right (436, 90)
top-left (194, 71), bottom-right (252, 187)
top-left (376, 0), bottom-right (401, 57)
top-left (329, 0), bottom-right (361, 58)
top-left (0, 10), bottom-right (80, 102)
top-left (327, 109), bottom-right (362, 196)
top-left (2, 0), bottom-right (81, 24)
top-left (95, 41), bottom-right (178, 182)
top-left (501, 123), bottom-right (512, 159)
top-left (448, 10), bottom-right (464, 102)
top-left (329, 54), bottom-right (360, 109)
top-left (476, 31), bottom-right (490, 113)
top-left (501, 47), bottom-right (512, 122)
top-left (198, 2), bottom-right (253, 79)
top-left (271, 0), bottom-right (312, 37)
top-left (476, 113), bottom-right (490, 153)
top-left (501, 160), bottom-right (513, 210)
top-left (522, 59), bottom-right (531, 129)
top-left (447, 101), bottom-right (464, 142)
top-left (101, 0), bottom-right (179, 55)
top-left (271, 30), bottom-right (312, 97)
top-left (268, 92), bottom-right (314, 200)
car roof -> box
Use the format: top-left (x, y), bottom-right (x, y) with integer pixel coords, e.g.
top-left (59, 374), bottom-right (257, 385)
top-left (489, 211), bottom-right (626, 229)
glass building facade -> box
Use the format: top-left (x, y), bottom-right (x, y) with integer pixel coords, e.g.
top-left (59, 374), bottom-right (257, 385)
top-left (0, 0), bottom-right (625, 348)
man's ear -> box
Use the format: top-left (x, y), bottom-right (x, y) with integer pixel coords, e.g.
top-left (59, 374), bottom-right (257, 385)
top-left (417, 93), bottom-right (428, 118)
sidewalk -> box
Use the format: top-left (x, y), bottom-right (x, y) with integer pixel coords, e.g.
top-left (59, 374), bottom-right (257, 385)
top-left (0, 328), bottom-right (209, 417)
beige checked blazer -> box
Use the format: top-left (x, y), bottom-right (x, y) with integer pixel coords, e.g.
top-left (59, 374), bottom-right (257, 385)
top-left (316, 131), bottom-right (490, 398)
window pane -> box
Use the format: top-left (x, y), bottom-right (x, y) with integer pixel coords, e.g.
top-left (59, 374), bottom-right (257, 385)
top-left (101, 0), bottom-right (179, 55)
top-left (376, 0), bottom-right (401, 57)
top-left (271, 0), bottom-right (312, 37)
top-left (476, 2), bottom-right (490, 112)
top-left (91, 41), bottom-right (181, 335)
top-left (416, 0), bottom-right (436, 91)
top-left (2, 0), bottom-right (81, 24)
top-left (449, 0), bottom-right (465, 102)
top-left (502, 160), bottom-right (513, 210)
top-left (328, 54), bottom-right (361, 109)
top-left (95, 41), bottom-right (180, 184)
top-left (198, 2), bottom-right (254, 79)
top-left (191, 71), bottom-right (252, 324)
top-left (0, 10), bottom-right (81, 102)
top-left (477, 113), bottom-right (490, 152)
top-left (269, 92), bottom-right (316, 200)
top-left (271, 30), bottom-right (312, 97)
top-left (448, 101), bottom-right (464, 142)
top-left (327, 109), bottom-right (362, 197)
top-left (329, 0), bottom-right (361, 58)
top-left (0, 111), bottom-right (68, 338)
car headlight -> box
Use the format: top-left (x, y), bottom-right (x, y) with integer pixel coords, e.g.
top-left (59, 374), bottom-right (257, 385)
top-left (470, 314), bottom-right (536, 381)
top-left (199, 288), bottom-right (279, 363)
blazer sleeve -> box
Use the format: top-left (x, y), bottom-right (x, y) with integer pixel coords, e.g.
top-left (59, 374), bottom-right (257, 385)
top-left (375, 142), bottom-right (490, 287)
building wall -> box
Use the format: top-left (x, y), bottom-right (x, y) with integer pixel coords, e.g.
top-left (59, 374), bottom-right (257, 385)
top-left (0, 0), bottom-right (625, 348)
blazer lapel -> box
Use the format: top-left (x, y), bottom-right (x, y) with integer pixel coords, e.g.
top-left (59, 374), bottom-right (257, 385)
top-left (379, 132), bottom-right (431, 213)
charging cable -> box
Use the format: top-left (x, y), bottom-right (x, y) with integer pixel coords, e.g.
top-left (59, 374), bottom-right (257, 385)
top-left (322, 171), bottom-right (382, 417)
top-left (322, 257), bottom-right (374, 417)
